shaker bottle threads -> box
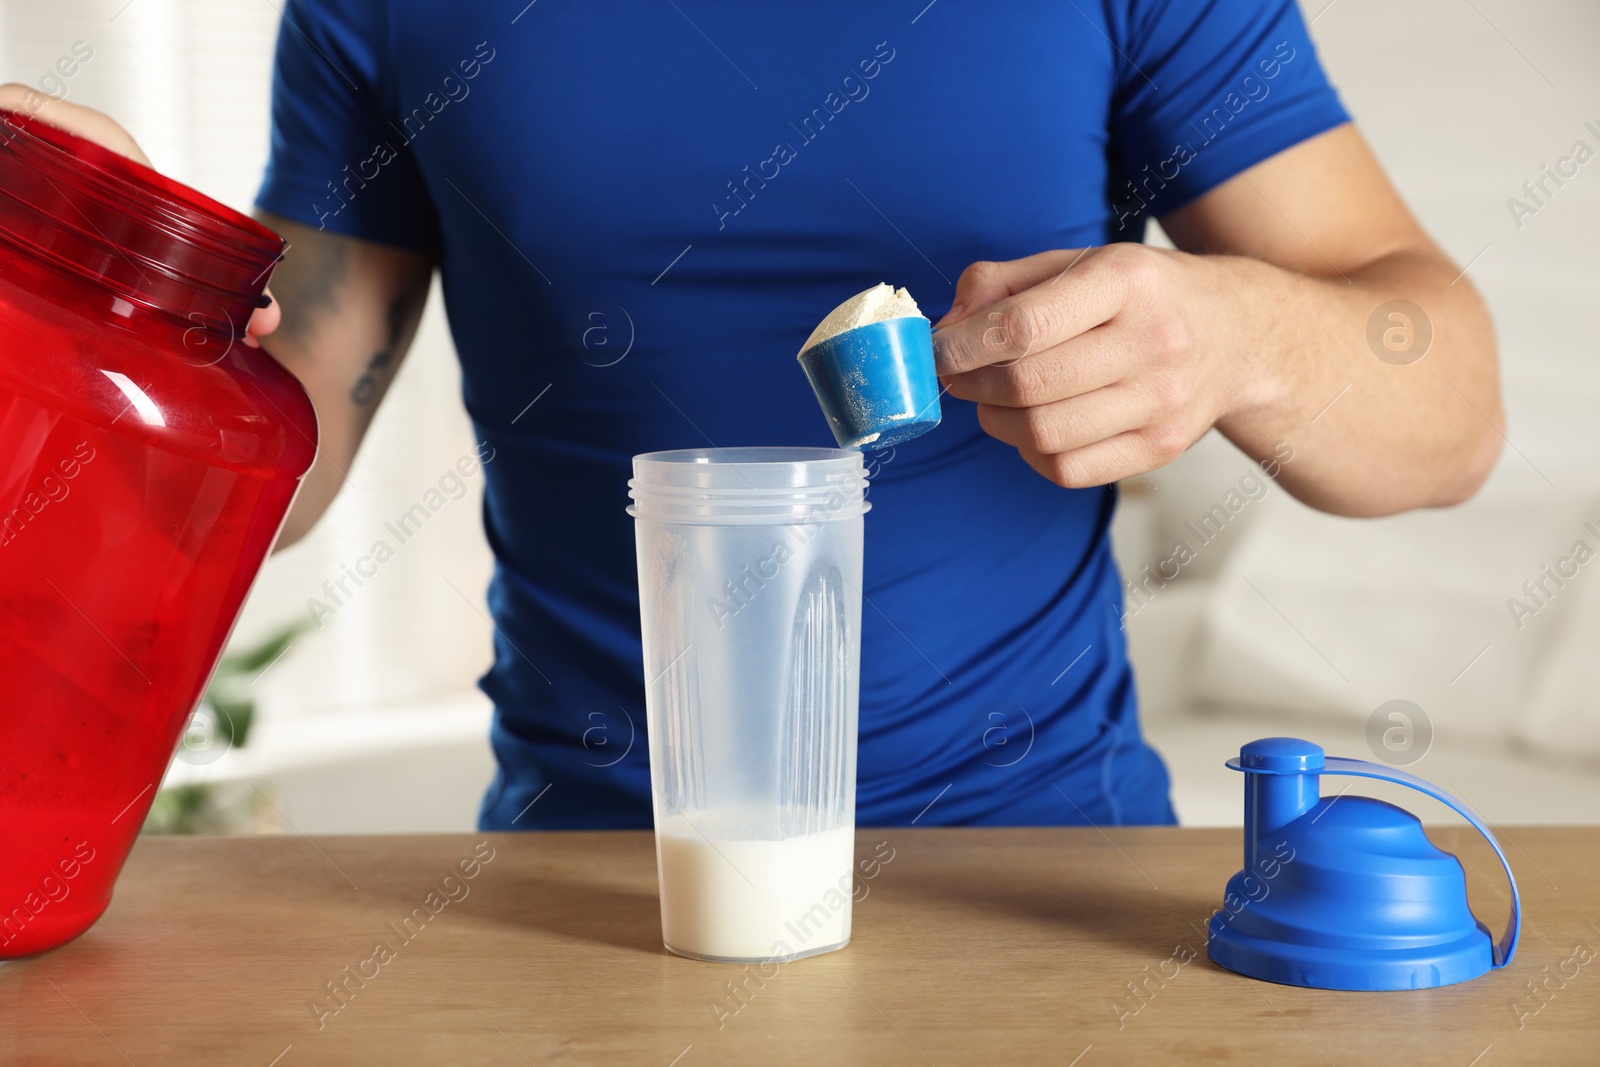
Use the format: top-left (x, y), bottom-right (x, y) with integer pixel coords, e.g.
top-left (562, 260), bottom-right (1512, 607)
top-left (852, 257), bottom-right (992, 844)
top-left (629, 448), bottom-right (868, 963)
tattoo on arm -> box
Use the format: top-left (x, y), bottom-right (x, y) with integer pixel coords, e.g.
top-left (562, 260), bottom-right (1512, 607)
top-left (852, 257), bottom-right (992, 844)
top-left (259, 226), bottom-right (352, 348)
top-left (349, 294), bottom-right (409, 406)
top-left (251, 212), bottom-right (432, 412)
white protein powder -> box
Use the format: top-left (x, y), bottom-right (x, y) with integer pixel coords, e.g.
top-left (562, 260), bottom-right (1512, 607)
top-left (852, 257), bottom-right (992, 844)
top-left (798, 283), bottom-right (924, 358)
top-left (657, 815), bottom-right (855, 960)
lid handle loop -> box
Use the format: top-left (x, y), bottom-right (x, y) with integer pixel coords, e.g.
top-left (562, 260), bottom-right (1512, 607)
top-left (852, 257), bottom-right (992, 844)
top-left (1319, 757), bottom-right (1521, 968)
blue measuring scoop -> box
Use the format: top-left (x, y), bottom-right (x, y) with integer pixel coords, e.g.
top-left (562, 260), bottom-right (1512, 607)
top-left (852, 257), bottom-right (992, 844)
top-left (798, 315), bottom-right (942, 451)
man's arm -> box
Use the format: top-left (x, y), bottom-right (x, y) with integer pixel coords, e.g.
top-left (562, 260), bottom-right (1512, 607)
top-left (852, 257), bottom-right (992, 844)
top-left (254, 214), bottom-right (433, 548)
top-left (932, 124), bottom-right (1503, 518)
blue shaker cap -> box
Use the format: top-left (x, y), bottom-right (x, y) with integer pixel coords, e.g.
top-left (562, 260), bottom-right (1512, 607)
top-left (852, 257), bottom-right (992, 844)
top-left (1209, 737), bottom-right (1521, 992)
top-left (1236, 736), bottom-right (1325, 773)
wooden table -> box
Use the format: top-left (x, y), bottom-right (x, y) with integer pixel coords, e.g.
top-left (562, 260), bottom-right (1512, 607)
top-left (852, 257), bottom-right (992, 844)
top-left (1, 827), bottom-right (1594, 1065)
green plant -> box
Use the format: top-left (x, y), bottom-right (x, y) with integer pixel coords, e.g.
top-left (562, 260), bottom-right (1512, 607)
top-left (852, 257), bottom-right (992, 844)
top-left (143, 783), bottom-right (229, 835)
top-left (141, 619), bottom-right (310, 835)
top-left (203, 618), bottom-right (308, 749)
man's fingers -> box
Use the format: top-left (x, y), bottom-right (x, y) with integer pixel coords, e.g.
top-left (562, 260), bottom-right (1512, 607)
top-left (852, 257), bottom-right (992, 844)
top-left (0, 84), bottom-right (151, 166)
top-left (943, 243), bottom-right (1198, 488)
top-left (249, 288), bottom-right (280, 335)
top-left (244, 287), bottom-right (280, 347)
top-left (935, 250), bottom-right (1086, 328)
top-left (1017, 431), bottom-right (1177, 489)
top-left (976, 385), bottom-right (1151, 457)
top-left (933, 265), bottom-right (1126, 376)
top-left (944, 323), bottom-right (1131, 407)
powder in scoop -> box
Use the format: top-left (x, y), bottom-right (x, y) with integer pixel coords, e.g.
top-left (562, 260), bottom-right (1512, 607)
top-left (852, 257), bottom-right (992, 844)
top-left (798, 283), bottom-right (924, 358)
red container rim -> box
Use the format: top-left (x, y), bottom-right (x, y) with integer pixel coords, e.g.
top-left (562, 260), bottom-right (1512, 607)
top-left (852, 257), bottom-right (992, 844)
top-left (0, 106), bottom-right (285, 336)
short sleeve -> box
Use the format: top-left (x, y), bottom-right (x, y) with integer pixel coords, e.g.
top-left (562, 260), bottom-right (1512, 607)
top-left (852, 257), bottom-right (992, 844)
top-left (255, 0), bottom-right (440, 253)
top-left (1106, 0), bottom-right (1349, 220)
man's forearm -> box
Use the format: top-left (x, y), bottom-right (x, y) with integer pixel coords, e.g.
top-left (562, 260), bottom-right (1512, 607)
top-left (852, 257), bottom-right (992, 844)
top-left (254, 213), bottom-right (435, 551)
top-left (1210, 246), bottom-right (1503, 517)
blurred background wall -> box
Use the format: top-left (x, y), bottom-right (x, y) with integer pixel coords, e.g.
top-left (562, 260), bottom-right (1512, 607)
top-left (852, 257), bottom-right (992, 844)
top-left (2, 0), bottom-right (1596, 831)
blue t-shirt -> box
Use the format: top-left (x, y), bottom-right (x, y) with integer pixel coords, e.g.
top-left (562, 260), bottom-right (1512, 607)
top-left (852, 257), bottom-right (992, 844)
top-left (258, 0), bottom-right (1346, 829)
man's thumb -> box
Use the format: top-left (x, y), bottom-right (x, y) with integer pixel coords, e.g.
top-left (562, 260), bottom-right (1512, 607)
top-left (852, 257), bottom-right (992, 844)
top-left (934, 250), bottom-right (1086, 328)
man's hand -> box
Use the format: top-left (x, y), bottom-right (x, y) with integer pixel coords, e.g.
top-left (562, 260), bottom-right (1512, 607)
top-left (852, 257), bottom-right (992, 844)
top-left (930, 125), bottom-right (1503, 518)
top-left (933, 244), bottom-right (1246, 489)
top-left (0, 84), bottom-right (281, 346)
top-left (0, 83), bottom-right (149, 164)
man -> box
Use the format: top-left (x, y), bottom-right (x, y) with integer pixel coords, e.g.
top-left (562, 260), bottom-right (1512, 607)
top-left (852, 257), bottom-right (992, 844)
top-left (0, 0), bottom-right (1501, 830)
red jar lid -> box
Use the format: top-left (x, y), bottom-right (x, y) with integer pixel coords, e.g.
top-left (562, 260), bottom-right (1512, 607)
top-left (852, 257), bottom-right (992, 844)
top-left (0, 107), bottom-right (284, 339)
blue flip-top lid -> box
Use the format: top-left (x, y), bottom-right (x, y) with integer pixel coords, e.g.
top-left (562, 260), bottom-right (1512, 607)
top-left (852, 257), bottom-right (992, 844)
top-left (1207, 737), bottom-right (1521, 991)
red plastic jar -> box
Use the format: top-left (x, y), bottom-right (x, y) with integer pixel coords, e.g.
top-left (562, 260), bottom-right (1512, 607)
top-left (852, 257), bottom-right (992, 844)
top-left (0, 108), bottom-right (316, 957)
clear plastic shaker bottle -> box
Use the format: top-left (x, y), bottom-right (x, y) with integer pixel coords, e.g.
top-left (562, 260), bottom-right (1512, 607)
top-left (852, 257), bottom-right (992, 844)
top-left (629, 447), bottom-right (867, 963)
